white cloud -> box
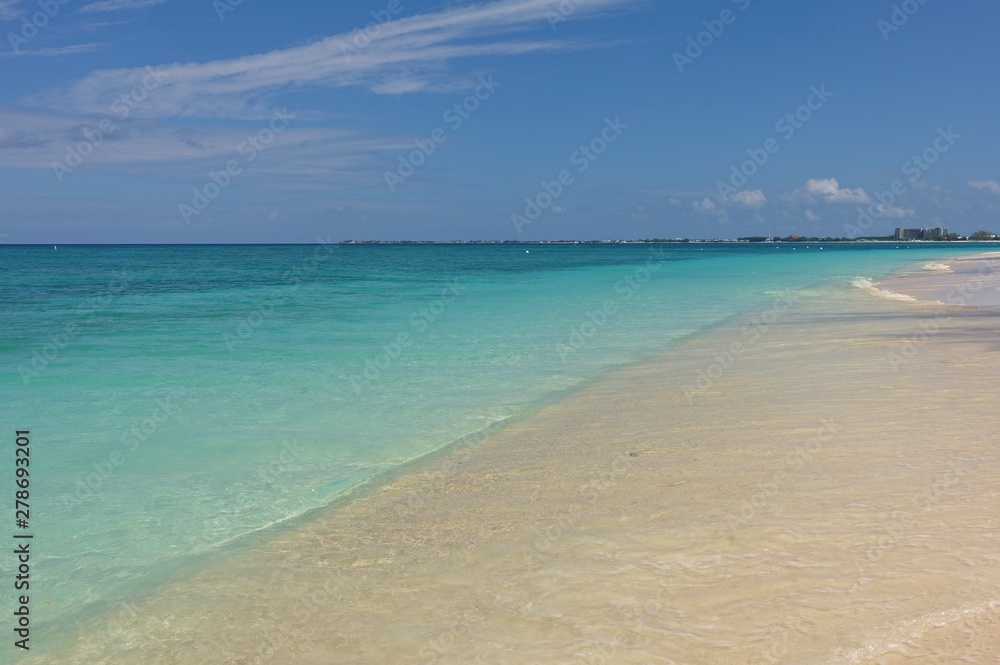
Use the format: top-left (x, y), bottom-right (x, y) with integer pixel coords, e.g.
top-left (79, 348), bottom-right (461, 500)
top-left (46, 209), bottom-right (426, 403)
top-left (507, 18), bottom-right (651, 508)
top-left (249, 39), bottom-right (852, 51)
top-left (0, 0), bottom-right (22, 20)
top-left (0, 128), bottom-right (49, 148)
top-left (805, 178), bottom-right (871, 204)
top-left (725, 189), bottom-right (766, 208)
top-left (551, 205), bottom-right (566, 214)
top-left (804, 209), bottom-right (818, 221)
top-left (0, 43), bottom-right (104, 58)
top-left (873, 204), bottom-right (913, 218)
top-left (668, 197), bottom-right (680, 206)
top-left (0, 106), bottom-right (404, 185)
top-left (691, 197), bottom-right (730, 223)
top-left (80, 0), bottom-right (169, 12)
top-left (27, 0), bottom-right (641, 119)
top-left (968, 180), bottom-right (1000, 195)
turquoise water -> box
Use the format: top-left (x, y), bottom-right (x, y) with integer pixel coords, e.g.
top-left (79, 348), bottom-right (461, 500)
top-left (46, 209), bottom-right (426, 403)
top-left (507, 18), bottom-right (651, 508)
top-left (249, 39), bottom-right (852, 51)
top-left (0, 242), bottom-right (993, 652)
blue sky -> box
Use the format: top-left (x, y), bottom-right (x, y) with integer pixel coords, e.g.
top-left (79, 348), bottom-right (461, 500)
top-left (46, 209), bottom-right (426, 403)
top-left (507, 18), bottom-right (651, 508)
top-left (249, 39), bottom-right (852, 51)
top-left (1, 0), bottom-right (999, 242)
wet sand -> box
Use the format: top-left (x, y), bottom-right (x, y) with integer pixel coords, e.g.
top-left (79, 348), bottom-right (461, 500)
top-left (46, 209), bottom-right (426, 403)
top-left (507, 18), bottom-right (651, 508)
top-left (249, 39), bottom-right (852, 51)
top-left (32, 255), bottom-right (1000, 664)
top-left (873, 252), bottom-right (1000, 308)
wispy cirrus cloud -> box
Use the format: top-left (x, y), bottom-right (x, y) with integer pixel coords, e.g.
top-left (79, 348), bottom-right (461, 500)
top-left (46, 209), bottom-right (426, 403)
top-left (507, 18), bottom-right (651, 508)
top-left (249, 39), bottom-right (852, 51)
top-left (0, 106), bottom-right (407, 187)
top-left (26, 0), bottom-right (641, 119)
top-left (0, 127), bottom-right (49, 148)
top-left (0, 43), bottom-right (104, 57)
top-left (0, 0), bottom-right (21, 20)
top-left (80, 0), bottom-right (170, 13)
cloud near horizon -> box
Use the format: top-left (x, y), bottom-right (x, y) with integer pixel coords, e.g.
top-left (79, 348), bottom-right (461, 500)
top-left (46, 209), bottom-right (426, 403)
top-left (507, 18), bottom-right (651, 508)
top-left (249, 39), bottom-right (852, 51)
top-left (872, 203), bottom-right (913, 218)
top-left (725, 189), bottom-right (766, 208)
top-left (804, 178), bottom-right (871, 204)
top-left (968, 180), bottom-right (1000, 195)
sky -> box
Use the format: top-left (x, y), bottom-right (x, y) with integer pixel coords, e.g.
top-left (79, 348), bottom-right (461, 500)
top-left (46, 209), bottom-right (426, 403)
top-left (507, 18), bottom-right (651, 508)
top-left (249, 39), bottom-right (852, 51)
top-left (1, 0), bottom-right (999, 242)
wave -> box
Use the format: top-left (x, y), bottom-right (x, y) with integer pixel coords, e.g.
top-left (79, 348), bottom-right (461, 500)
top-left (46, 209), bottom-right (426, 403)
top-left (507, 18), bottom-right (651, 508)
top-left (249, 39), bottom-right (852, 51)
top-left (851, 277), bottom-right (917, 302)
top-left (836, 596), bottom-right (1000, 664)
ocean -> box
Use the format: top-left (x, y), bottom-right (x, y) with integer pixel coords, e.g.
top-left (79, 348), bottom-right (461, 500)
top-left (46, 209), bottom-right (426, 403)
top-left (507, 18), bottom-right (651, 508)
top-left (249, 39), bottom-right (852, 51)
top-left (1, 241), bottom-right (995, 659)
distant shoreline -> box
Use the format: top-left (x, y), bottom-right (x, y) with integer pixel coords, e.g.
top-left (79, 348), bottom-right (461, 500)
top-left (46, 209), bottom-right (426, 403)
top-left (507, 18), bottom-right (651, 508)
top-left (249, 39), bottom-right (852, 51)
top-left (4, 240), bottom-right (998, 247)
top-left (39, 244), bottom-right (1000, 663)
top-left (340, 238), bottom-right (1000, 245)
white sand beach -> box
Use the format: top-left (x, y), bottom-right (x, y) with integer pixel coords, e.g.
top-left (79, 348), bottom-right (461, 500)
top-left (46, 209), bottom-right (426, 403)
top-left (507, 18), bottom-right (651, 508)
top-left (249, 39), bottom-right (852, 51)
top-left (874, 253), bottom-right (1000, 309)
top-left (32, 255), bottom-right (1000, 664)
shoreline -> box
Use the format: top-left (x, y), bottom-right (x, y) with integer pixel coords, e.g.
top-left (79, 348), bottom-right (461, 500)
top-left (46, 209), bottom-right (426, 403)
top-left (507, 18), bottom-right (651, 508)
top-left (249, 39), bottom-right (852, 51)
top-left (873, 253), bottom-right (1000, 309)
top-left (29, 254), bottom-right (1000, 664)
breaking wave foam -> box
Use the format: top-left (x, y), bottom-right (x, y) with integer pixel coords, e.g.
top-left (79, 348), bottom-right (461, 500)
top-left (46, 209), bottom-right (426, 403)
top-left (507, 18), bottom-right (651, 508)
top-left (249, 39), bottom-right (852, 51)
top-left (851, 277), bottom-right (917, 302)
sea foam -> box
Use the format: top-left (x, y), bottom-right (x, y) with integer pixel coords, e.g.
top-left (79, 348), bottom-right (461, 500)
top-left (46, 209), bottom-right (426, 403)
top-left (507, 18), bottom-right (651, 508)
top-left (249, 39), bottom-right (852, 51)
top-left (851, 277), bottom-right (917, 302)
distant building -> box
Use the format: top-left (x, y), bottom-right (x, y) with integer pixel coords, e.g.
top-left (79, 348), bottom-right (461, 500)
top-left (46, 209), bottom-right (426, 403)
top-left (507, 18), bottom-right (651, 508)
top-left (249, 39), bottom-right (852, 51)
top-left (895, 227), bottom-right (948, 240)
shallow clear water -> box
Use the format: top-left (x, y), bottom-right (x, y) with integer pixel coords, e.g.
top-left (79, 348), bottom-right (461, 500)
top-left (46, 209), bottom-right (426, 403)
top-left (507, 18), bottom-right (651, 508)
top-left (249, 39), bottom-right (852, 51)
top-left (0, 241), bottom-right (993, 655)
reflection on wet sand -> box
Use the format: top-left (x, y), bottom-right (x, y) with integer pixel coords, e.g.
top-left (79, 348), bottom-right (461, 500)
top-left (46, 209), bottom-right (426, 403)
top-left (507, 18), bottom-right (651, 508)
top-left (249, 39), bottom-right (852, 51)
top-left (34, 256), bottom-right (1000, 664)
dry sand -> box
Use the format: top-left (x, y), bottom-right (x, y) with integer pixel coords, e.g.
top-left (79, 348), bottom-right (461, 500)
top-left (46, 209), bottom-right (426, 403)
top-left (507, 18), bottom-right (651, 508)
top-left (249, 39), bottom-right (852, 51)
top-left (32, 255), bottom-right (1000, 664)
